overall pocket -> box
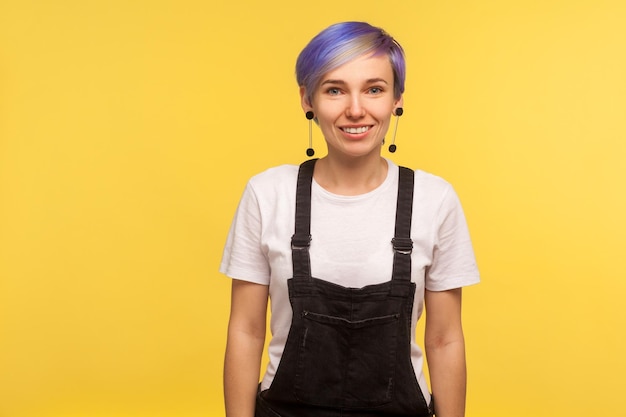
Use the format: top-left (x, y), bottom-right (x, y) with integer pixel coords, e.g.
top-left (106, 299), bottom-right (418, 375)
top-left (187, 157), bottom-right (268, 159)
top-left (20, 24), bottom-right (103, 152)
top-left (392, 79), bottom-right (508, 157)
top-left (294, 310), bottom-right (400, 408)
top-left (255, 389), bottom-right (283, 417)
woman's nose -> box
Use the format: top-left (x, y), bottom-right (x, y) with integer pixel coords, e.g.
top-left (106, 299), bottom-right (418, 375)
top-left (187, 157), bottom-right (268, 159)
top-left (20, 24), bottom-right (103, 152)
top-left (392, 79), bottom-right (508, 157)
top-left (346, 96), bottom-right (366, 118)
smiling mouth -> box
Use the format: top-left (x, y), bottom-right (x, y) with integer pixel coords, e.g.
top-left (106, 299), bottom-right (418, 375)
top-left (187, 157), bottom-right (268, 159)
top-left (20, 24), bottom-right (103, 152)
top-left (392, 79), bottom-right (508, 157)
top-left (341, 126), bottom-right (371, 134)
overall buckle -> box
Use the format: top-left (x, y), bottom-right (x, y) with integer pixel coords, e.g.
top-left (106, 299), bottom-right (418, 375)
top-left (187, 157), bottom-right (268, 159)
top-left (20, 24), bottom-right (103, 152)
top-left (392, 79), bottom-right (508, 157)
top-left (392, 237), bottom-right (413, 255)
top-left (291, 234), bottom-right (312, 250)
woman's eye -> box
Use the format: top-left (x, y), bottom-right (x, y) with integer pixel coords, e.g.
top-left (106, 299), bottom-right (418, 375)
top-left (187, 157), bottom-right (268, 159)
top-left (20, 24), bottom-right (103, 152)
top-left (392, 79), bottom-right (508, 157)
top-left (369, 87), bottom-right (382, 94)
top-left (327, 88), bottom-right (341, 95)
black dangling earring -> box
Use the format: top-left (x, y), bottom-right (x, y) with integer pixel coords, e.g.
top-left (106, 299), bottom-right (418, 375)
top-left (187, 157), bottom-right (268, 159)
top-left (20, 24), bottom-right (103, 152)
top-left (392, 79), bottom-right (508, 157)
top-left (388, 107), bottom-right (403, 153)
top-left (305, 111), bottom-right (315, 157)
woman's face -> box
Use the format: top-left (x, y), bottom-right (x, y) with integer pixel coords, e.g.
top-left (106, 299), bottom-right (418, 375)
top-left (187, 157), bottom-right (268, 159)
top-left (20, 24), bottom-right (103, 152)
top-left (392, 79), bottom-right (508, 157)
top-left (302, 53), bottom-right (402, 160)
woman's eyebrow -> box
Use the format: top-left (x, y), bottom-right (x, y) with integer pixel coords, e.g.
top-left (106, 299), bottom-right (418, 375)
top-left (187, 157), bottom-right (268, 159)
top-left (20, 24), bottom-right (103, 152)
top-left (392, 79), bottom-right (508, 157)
top-left (321, 78), bottom-right (389, 85)
top-left (321, 79), bottom-right (346, 86)
top-left (365, 78), bottom-right (389, 84)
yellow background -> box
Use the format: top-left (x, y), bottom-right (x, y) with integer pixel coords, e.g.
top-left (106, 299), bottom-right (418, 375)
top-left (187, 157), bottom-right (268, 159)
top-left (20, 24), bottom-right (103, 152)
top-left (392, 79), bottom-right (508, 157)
top-left (1, 0), bottom-right (625, 416)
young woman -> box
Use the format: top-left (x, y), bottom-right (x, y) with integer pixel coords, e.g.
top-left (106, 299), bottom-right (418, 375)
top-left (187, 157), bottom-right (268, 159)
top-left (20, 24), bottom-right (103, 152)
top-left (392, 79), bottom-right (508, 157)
top-left (221, 21), bottom-right (479, 417)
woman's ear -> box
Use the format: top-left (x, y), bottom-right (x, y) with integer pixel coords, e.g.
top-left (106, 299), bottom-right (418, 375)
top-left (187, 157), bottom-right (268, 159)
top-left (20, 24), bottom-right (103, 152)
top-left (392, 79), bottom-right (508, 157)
top-left (300, 86), bottom-right (312, 113)
top-left (394, 95), bottom-right (404, 112)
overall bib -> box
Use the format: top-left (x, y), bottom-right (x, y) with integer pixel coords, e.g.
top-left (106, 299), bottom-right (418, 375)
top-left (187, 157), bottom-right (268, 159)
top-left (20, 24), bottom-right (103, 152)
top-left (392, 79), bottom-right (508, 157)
top-left (256, 159), bottom-right (434, 417)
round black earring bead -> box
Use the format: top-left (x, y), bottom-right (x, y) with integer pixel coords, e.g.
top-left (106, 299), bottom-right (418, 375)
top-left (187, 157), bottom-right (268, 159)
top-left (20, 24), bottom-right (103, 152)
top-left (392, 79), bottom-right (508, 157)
top-left (395, 108), bottom-right (404, 116)
top-left (305, 111), bottom-right (314, 120)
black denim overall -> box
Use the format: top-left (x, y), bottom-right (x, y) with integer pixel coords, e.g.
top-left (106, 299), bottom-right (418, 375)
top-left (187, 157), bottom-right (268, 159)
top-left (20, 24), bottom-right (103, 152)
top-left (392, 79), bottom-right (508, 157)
top-left (256, 159), bottom-right (433, 417)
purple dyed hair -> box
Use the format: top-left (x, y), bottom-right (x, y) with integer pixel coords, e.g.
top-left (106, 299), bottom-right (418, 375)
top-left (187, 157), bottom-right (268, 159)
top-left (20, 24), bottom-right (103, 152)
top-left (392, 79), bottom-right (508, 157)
top-left (296, 22), bottom-right (406, 103)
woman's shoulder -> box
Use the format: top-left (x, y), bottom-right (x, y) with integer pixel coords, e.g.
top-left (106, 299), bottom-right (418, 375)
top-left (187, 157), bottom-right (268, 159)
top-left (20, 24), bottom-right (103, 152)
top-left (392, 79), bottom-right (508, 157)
top-left (391, 160), bottom-right (454, 195)
top-left (395, 165), bottom-right (461, 212)
top-left (247, 163), bottom-right (300, 193)
top-left (413, 169), bottom-right (453, 190)
top-left (410, 169), bottom-right (465, 214)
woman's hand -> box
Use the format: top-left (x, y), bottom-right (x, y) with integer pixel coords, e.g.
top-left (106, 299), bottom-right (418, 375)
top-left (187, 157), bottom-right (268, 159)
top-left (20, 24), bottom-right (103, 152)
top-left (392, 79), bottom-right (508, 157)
top-left (224, 279), bottom-right (269, 417)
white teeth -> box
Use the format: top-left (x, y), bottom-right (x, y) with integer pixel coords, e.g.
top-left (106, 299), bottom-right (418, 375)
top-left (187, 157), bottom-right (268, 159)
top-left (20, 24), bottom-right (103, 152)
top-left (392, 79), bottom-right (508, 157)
top-left (343, 126), bottom-right (370, 134)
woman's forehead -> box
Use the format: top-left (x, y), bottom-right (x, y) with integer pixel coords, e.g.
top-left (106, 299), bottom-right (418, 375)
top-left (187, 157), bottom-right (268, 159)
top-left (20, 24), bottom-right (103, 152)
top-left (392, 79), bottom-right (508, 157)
top-left (320, 53), bottom-right (394, 84)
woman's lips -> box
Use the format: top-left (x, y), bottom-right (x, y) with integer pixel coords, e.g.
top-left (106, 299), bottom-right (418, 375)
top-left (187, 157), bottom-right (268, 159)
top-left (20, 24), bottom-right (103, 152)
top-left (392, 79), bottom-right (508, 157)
top-left (341, 126), bottom-right (371, 134)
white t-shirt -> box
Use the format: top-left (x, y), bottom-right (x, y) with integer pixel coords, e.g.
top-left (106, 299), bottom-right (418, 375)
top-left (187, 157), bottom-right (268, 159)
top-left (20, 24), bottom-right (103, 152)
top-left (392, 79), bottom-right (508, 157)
top-left (220, 159), bottom-right (480, 402)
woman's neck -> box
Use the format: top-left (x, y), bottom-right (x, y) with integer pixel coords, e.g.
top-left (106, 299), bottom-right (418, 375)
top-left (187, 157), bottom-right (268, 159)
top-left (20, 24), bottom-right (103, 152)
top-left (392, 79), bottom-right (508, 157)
top-left (313, 154), bottom-right (388, 196)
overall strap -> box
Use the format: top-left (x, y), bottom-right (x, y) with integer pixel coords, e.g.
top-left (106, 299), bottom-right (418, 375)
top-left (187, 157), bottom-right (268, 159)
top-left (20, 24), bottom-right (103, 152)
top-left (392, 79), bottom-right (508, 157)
top-left (291, 159), bottom-right (317, 279)
top-left (391, 166), bottom-right (415, 282)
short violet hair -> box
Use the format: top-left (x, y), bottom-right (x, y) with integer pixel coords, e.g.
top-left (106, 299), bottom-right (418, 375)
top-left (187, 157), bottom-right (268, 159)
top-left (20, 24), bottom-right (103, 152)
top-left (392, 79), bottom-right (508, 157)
top-left (296, 21), bottom-right (406, 103)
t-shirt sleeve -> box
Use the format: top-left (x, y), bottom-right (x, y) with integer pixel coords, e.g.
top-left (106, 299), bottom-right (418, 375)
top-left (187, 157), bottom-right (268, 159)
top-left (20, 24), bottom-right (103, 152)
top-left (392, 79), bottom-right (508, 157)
top-left (425, 184), bottom-right (480, 291)
top-left (219, 182), bottom-right (271, 285)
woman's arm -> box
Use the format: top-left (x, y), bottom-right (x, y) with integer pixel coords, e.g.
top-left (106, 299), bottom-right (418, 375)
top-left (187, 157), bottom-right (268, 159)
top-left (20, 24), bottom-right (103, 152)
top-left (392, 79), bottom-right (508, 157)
top-left (224, 279), bottom-right (269, 417)
top-left (424, 288), bottom-right (466, 417)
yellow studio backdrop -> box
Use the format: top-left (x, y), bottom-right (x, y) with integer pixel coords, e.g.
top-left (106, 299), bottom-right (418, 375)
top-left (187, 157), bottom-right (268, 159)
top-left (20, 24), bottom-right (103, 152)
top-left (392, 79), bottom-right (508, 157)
top-left (1, 0), bottom-right (625, 416)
